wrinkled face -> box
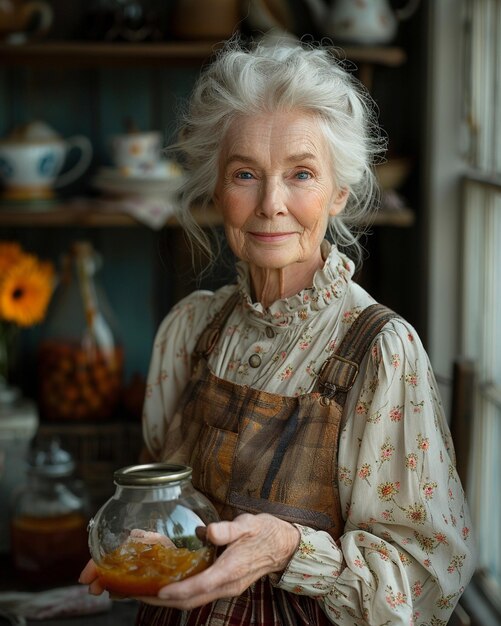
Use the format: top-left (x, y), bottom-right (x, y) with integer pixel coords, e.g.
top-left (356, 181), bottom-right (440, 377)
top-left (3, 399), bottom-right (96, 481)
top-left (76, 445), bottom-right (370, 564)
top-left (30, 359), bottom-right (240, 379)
top-left (213, 111), bottom-right (348, 272)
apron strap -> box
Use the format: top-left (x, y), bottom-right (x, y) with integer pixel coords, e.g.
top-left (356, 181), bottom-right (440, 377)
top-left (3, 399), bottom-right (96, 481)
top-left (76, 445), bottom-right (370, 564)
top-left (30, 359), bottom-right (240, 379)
top-left (192, 289), bottom-right (240, 362)
top-left (315, 303), bottom-right (399, 403)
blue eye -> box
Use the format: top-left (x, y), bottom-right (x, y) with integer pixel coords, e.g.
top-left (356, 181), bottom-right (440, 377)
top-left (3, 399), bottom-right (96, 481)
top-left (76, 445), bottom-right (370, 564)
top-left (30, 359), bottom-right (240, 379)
top-left (236, 171), bottom-right (254, 180)
top-left (296, 171), bottom-right (311, 180)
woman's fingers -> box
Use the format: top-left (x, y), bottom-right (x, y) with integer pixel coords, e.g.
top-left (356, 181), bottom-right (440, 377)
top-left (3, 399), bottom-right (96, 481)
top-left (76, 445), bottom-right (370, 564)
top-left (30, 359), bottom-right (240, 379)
top-left (78, 559), bottom-right (98, 584)
top-left (143, 514), bottom-right (300, 610)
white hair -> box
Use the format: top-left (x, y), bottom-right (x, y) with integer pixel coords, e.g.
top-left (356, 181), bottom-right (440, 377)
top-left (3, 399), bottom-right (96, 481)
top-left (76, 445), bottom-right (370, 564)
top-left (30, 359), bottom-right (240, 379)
top-left (168, 38), bottom-right (386, 268)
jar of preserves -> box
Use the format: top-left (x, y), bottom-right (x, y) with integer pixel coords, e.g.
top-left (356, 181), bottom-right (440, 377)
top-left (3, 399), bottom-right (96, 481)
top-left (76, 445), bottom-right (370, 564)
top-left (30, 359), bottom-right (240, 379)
top-left (88, 463), bottom-right (219, 597)
top-left (38, 241), bottom-right (123, 421)
top-left (10, 438), bottom-right (90, 587)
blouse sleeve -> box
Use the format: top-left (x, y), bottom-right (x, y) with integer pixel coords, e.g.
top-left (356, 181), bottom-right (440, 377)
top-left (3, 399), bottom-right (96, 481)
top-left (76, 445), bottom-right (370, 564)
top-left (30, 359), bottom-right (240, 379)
top-left (142, 289), bottom-right (228, 460)
top-left (275, 318), bottom-right (476, 625)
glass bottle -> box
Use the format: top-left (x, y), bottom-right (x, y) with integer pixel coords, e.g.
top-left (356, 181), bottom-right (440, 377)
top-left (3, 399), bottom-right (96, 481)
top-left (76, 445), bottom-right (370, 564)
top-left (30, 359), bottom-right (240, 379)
top-left (10, 438), bottom-right (90, 587)
top-left (88, 463), bottom-right (220, 597)
top-left (38, 241), bottom-right (123, 422)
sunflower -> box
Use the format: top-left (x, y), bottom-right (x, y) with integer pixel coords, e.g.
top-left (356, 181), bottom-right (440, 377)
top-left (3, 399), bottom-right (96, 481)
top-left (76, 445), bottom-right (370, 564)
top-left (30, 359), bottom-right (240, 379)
top-left (0, 242), bottom-right (24, 276)
top-left (0, 256), bottom-right (54, 327)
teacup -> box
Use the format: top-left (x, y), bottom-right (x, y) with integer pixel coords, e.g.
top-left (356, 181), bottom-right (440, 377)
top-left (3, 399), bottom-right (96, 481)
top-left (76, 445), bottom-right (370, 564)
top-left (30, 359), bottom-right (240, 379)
top-left (0, 131), bottom-right (93, 201)
top-left (109, 131), bottom-right (163, 175)
top-left (0, 0), bottom-right (53, 43)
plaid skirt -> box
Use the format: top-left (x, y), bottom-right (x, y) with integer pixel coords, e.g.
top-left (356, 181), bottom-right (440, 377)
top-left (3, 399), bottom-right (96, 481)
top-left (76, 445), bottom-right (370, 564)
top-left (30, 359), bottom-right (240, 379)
top-left (134, 576), bottom-right (331, 626)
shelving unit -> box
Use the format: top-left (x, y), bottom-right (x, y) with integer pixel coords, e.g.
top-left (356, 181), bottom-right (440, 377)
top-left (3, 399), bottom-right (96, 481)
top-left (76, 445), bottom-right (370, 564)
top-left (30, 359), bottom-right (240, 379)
top-left (0, 40), bottom-right (412, 230)
top-left (0, 41), bottom-right (406, 68)
top-left (0, 200), bottom-right (414, 228)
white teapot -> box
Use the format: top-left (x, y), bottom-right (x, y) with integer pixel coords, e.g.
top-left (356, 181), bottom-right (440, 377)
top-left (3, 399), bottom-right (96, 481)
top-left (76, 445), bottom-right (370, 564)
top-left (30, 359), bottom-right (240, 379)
top-left (0, 121), bottom-right (92, 201)
top-left (302, 0), bottom-right (420, 45)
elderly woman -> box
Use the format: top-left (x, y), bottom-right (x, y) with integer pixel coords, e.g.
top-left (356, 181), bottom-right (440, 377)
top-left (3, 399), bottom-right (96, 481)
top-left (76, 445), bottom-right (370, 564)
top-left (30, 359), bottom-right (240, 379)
top-left (81, 40), bottom-right (475, 625)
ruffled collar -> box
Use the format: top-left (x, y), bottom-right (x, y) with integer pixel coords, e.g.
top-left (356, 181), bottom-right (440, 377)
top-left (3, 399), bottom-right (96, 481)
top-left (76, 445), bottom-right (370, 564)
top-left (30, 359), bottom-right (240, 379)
top-left (236, 241), bottom-right (355, 329)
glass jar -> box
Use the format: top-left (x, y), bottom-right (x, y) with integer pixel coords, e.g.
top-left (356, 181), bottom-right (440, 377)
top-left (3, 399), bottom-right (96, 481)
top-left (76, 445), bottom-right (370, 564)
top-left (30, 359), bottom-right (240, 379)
top-left (88, 463), bottom-right (220, 597)
top-left (38, 241), bottom-right (123, 422)
top-left (0, 387), bottom-right (38, 553)
top-left (10, 438), bottom-right (90, 587)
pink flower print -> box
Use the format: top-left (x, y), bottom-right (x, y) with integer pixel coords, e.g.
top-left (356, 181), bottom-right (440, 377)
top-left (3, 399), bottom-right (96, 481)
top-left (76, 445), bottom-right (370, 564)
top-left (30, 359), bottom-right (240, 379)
top-left (279, 365), bottom-right (294, 381)
top-left (447, 554), bottom-right (465, 574)
top-left (323, 289), bottom-right (332, 300)
top-left (378, 438), bottom-right (395, 466)
top-left (407, 332), bottom-right (414, 342)
top-left (411, 400), bottom-right (424, 413)
top-left (411, 581), bottom-right (423, 598)
top-left (417, 434), bottom-right (430, 451)
top-left (358, 463), bottom-right (372, 481)
top-left (391, 353), bottom-right (401, 368)
top-left (462, 526), bottom-right (470, 540)
top-left (280, 351), bottom-right (287, 360)
top-left (389, 405), bottom-right (403, 422)
top-left (342, 307), bottom-right (361, 324)
top-left (356, 401), bottom-right (369, 415)
top-left (437, 594), bottom-right (456, 610)
top-left (302, 293), bottom-right (310, 303)
top-left (422, 482), bottom-right (437, 500)
top-left (326, 339), bottom-right (337, 353)
top-left (414, 532), bottom-right (436, 553)
top-left (434, 532), bottom-right (448, 545)
top-left (299, 340), bottom-right (310, 351)
top-left (385, 586), bottom-right (407, 609)
top-left (354, 557), bottom-right (365, 568)
top-left (228, 360), bottom-right (237, 371)
top-left (405, 503), bottom-right (427, 525)
top-left (405, 371), bottom-right (419, 387)
top-left (298, 541), bottom-right (315, 557)
top-left (338, 466), bottom-right (353, 486)
top-left (381, 509), bottom-right (395, 522)
top-left (377, 481), bottom-right (400, 501)
top-left (423, 558), bottom-right (431, 567)
top-left (405, 453), bottom-right (418, 470)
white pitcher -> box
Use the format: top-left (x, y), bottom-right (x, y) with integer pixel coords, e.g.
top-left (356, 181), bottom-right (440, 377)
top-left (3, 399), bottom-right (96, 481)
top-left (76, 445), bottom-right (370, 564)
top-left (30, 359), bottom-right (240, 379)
top-left (302, 0), bottom-right (421, 45)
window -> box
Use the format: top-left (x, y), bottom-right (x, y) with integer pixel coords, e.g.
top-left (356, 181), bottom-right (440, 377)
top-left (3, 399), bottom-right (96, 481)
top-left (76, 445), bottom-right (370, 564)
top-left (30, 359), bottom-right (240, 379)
top-left (461, 0), bottom-right (501, 612)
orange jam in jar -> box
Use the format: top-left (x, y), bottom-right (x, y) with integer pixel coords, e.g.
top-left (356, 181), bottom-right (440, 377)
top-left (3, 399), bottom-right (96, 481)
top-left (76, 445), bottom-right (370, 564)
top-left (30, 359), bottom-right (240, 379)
top-left (88, 463), bottom-right (220, 597)
top-left (95, 540), bottom-right (214, 596)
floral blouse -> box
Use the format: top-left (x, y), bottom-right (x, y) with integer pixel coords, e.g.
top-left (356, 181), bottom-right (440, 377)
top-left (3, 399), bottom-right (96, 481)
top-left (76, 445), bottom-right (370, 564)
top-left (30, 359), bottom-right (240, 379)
top-left (143, 242), bottom-right (476, 626)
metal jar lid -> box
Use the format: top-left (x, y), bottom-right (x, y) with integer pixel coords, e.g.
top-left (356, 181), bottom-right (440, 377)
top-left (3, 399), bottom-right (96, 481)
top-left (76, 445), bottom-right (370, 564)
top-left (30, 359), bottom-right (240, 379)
top-left (113, 463), bottom-right (193, 486)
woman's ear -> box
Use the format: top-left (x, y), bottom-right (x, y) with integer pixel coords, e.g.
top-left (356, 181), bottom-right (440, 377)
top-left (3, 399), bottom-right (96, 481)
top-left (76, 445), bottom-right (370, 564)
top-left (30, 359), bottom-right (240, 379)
top-left (329, 187), bottom-right (349, 217)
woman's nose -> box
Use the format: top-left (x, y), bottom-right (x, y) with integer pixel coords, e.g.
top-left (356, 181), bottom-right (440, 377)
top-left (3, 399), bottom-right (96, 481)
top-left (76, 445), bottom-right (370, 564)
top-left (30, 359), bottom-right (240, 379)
top-left (257, 178), bottom-right (288, 217)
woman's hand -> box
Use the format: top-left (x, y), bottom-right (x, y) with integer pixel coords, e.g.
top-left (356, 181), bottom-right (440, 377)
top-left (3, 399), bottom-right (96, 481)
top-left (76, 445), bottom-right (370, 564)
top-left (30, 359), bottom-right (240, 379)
top-left (79, 559), bottom-right (106, 595)
top-left (137, 513), bottom-right (301, 610)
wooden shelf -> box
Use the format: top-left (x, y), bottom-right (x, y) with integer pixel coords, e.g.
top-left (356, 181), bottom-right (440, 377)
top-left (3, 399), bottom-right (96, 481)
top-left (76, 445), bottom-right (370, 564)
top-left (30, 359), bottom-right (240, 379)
top-left (0, 198), bottom-right (415, 228)
top-left (0, 40), bottom-right (406, 69)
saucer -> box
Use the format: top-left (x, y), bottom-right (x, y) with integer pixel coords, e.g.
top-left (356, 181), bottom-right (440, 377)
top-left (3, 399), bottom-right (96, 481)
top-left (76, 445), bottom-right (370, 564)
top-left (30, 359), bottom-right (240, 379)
top-left (91, 162), bottom-right (185, 197)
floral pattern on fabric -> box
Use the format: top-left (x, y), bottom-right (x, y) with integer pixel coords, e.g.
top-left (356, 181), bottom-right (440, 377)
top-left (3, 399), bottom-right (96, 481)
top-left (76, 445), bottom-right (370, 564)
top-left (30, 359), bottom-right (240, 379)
top-left (142, 243), bottom-right (475, 625)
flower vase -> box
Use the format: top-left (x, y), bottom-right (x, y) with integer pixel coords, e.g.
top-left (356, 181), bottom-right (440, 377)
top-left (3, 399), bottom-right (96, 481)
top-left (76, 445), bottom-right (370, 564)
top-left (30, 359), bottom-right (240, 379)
top-left (0, 321), bottom-right (20, 400)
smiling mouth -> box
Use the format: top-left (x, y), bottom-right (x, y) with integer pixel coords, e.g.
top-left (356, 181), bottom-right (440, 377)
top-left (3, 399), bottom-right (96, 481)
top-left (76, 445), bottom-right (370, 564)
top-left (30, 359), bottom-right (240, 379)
top-left (248, 232), bottom-right (296, 242)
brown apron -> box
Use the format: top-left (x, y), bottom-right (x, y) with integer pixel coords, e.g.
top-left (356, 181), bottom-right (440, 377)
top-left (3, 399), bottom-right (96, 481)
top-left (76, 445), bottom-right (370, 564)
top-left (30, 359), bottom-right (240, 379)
top-left (137, 293), bottom-right (397, 626)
